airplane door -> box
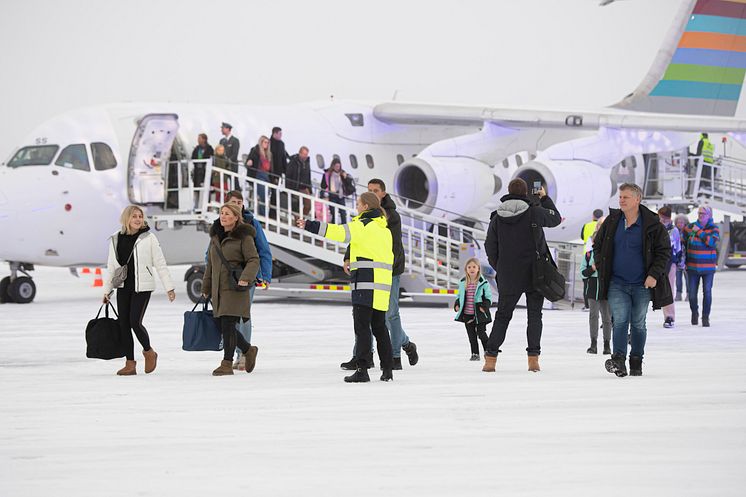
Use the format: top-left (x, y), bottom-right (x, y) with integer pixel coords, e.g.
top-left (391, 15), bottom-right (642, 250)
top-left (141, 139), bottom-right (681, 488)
top-left (128, 114), bottom-right (179, 204)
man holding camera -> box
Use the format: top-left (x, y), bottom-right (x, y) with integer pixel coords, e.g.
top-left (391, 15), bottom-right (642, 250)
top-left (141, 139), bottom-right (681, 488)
top-left (483, 178), bottom-right (561, 373)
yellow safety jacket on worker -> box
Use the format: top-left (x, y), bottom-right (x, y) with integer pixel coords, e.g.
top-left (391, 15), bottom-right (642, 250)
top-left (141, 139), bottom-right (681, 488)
top-left (701, 137), bottom-right (714, 164)
top-left (581, 220), bottom-right (597, 243)
top-left (306, 209), bottom-right (393, 311)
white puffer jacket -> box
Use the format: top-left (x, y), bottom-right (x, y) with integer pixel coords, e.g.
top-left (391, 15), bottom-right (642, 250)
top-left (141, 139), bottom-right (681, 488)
top-left (104, 230), bottom-right (174, 294)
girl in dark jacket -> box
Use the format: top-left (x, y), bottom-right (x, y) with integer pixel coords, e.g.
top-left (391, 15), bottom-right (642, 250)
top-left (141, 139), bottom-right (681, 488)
top-left (454, 258), bottom-right (492, 360)
top-left (202, 203), bottom-right (260, 376)
top-left (580, 220), bottom-right (611, 355)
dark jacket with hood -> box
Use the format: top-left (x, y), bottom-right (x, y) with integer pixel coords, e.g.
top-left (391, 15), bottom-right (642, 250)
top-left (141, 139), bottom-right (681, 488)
top-left (592, 205), bottom-right (673, 310)
top-left (485, 194), bottom-right (562, 295)
top-left (270, 137), bottom-right (288, 178)
top-left (203, 221), bottom-right (260, 319)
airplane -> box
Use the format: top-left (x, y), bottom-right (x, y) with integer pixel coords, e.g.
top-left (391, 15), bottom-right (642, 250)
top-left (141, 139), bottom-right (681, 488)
top-left (1, 0), bottom-right (744, 303)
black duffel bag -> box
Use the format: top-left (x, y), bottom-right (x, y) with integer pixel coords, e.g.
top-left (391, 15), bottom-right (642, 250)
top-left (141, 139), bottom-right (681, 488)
top-left (85, 302), bottom-right (125, 360)
top-left (530, 208), bottom-right (566, 302)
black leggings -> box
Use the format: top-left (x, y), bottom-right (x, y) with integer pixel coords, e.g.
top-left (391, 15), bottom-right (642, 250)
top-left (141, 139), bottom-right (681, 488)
top-left (218, 316), bottom-right (250, 361)
top-left (117, 289), bottom-right (152, 361)
top-left (464, 318), bottom-right (489, 355)
top-left (353, 305), bottom-right (393, 369)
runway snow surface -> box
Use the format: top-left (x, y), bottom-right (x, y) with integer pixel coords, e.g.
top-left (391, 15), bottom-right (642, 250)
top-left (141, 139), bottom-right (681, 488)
top-left (1, 266), bottom-right (745, 496)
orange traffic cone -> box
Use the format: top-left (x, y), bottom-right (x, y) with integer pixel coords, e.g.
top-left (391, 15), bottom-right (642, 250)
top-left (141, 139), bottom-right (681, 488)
top-left (81, 267), bottom-right (91, 274)
top-left (93, 268), bottom-right (103, 287)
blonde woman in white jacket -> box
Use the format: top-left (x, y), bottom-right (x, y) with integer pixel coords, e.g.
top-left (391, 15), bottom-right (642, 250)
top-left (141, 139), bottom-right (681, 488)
top-left (103, 206), bottom-right (175, 376)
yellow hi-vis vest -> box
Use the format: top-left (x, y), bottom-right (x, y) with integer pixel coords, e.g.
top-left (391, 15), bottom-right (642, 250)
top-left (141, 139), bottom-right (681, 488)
top-left (315, 210), bottom-right (393, 311)
top-left (701, 138), bottom-right (714, 164)
top-left (581, 220), bottom-right (597, 243)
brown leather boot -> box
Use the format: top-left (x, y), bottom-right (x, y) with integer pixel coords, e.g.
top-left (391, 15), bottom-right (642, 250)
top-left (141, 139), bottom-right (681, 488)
top-left (245, 346), bottom-right (259, 373)
top-left (528, 355), bottom-right (540, 372)
top-left (143, 349), bottom-right (158, 374)
top-left (117, 360), bottom-right (137, 376)
top-left (212, 360), bottom-right (234, 376)
top-left (482, 355), bottom-right (497, 372)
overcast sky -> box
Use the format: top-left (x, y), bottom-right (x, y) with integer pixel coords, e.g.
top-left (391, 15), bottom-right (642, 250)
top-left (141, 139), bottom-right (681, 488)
top-left (0, 0), bottom-right (682, 161)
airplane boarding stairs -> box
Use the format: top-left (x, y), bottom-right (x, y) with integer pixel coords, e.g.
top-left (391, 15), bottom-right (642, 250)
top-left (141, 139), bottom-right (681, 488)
top-left (152, 160), bottom-right (489, 303)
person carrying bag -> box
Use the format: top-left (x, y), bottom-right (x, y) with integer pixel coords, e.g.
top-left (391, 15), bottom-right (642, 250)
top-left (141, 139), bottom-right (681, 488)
top-left (182, 297), bottom-right (223, 351)
top-left (201, 203), bottom-right (260, 376)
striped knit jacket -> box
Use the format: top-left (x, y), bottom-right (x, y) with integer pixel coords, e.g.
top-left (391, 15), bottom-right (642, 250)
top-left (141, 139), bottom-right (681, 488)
top-left (682, 220), bottom-right (720, 274)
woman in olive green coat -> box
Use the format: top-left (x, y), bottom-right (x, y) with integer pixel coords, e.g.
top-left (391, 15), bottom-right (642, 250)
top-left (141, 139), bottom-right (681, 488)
top-left (202, 203), bottom-right (260, 375)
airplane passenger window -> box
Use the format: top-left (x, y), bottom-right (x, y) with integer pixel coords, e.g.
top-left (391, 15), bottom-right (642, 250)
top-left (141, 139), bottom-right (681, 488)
top-left (365, 154), bottom-right (374, 169)
top-left (515, 155), bottom-right (523, 167)
top-left (91, 142), bottom-right (117, 171)
top-left (55, 144), bottom-right (90, 171)
top-left (333, 154), bottom-right (340, 161)
top-left (396, 154), bottom-right (404, 166)
top-left (316, 154), bottom-right (325, 169)
top-left (7, 145), bottom-right (59, 168)
top-left (349, 154), bottom-right (358, 169)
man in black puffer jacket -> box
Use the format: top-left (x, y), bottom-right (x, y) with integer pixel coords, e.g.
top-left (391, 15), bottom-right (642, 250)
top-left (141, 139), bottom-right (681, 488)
top-left (340, 179), bottom-right (419, 371)
top-left (483, 178), bottom-right (562, 373)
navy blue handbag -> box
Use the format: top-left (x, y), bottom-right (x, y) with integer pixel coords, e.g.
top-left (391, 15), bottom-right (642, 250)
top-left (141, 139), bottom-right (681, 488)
top-left (182, 298), bottom-right (223, 351)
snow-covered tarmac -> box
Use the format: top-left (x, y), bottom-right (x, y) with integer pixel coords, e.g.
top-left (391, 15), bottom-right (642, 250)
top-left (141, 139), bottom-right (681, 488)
top-left (1, 267), bottom-right (745, 497)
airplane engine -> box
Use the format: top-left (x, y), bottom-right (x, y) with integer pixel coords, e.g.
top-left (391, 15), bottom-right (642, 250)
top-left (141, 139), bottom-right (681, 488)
top-left (514, 159), bottom-right (615, 234)
top-left (392, 156), bottom-right (502, 216)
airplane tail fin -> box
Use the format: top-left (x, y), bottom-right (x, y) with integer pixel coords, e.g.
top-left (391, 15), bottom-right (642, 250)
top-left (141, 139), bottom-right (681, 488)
top-left (613, 0), bottom-right (746, 117)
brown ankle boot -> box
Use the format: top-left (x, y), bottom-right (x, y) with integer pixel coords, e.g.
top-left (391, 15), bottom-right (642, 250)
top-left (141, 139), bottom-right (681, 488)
top-left (245, 346), bottom-right (259, 373)
top-left (212, 360), bottom-right (234, 376)
top-left (143, 349), bottom-right (158, 374)
top-left (117, 360), bottom-right (137, 376)
top-left (482, 355), bottom-right (497, 372)
top-left (528, 355), bottom-right (540, 372)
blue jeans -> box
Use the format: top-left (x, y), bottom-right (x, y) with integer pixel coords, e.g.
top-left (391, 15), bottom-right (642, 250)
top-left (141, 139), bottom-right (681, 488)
top-left (352, 275), bottom-right (409, 358)
top-left (235, 286), bottom-right (256, 359)
top-left (255, 171), bottom-right (269, 216)
top-left (607, 280), bottom-right (650, 359)
top-left (688, 272), bottom-right (714, 317)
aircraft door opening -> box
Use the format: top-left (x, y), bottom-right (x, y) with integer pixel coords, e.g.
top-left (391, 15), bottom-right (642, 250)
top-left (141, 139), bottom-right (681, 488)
top-left (128, 114), bottom-right (179, 205)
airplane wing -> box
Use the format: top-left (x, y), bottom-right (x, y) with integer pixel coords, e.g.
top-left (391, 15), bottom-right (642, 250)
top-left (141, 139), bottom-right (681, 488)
top-left (372, 102), bottom-right (746, 133)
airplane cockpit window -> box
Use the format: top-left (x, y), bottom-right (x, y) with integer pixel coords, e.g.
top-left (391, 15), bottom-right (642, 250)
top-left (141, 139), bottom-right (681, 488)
top-left (55, 144), bottom-right (90, 171)
top-left (7, 145), bottom-right (59, 168)
top-left (91, 142), bottom-right (117, 171)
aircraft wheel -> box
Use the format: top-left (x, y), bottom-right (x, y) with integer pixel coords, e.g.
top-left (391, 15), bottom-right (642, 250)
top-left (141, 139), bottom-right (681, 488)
top-left (9, 276), bottom-right (36, 304)
top-left (186, 271), bottom-right (204, 304)
top-left (0, 276), bottom-right (13, 303)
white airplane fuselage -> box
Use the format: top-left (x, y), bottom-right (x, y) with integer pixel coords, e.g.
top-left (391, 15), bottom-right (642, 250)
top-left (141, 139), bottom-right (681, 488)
top-left (0, 101), bottom-right (479, 267)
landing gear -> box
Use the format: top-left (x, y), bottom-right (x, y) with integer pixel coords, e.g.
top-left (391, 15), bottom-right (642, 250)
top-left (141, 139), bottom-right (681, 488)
top-left (2, 262), bottom-right (37, 304)
top-left (184, 265), bottom-right (205, 304)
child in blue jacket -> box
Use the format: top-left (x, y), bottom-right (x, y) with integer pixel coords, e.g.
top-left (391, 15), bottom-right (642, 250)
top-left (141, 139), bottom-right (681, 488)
top-left (454, 258), bottom-right (493, 360)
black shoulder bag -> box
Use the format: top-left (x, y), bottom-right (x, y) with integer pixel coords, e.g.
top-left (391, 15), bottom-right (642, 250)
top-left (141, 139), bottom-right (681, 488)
top-left (530, 207), bottom-right (566, 302)
top-left (211, 240), bottom-right (250, 292)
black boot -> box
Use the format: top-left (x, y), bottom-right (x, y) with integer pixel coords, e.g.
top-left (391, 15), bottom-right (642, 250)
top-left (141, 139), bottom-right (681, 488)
top-left (602, 341), bottom-right (611, 355)
top-left (344, 368), bottom-right (370, 383)
top-left (586, 340), bottom-right (597, 354)
top-left (392, 357), bottom-right (403, 370)
top-left (691, 313), bottom-right (699, 325)
top-left (380, 368), bottom-right (393, 382)
top-left (605, 354), bottom-right (628, 377)
top-left (702, 316), bottom-right (710, 327)
top-left (340, 358), bottom-right (357, 370)
top-left (402, 341), bottom-right (419, 366)
top-left (629, 356), bottom-right (643, 376)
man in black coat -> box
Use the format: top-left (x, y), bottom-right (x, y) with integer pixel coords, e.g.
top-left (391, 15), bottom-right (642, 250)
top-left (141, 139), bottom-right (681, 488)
top-left (286, 146), bottom-right (313, 216)
top-left (219, 122), bottom-right (240, 166)
top-left (269, 127), bottom-right (289, 182)
top-left (340, 179), bottom-right (419, 371)
top-left (483, 178), bottom-right (562, 373)
top-left (593, 183), bottom-right (672, 377)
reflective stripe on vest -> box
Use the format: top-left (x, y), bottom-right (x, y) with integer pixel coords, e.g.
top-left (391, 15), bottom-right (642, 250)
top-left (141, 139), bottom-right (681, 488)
top-left (341, 224), bottom-right (352, 243)
top-left (350, 261), bottom-right (393, 271)
top-left (355, 282), bottom-right (392, 291)
top-left (318, 221), bottom-right (328, 236)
